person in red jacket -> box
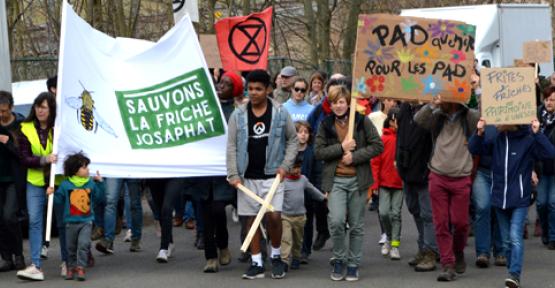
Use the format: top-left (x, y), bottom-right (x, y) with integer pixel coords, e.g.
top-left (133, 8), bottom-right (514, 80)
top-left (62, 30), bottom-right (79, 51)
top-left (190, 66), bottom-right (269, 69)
top-left (371, 108), bottom-right (403, 260)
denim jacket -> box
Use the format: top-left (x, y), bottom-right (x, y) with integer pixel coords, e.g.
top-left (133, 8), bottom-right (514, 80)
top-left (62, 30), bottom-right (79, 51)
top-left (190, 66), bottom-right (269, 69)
top-left (226, 97), bottom-right (298, 182)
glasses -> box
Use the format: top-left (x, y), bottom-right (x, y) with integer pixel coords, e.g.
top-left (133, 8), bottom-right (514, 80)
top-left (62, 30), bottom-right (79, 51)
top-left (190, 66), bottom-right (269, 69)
top-left (294, 87), bottom-right (307, 93)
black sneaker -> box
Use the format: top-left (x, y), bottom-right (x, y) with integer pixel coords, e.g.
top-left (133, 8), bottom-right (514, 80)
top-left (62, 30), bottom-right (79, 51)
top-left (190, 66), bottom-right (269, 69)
top-left (271, 256), bottom-right (286, 279)
top-left (505, 274), bottom-right (520, 288)
top-left (242, 263), bottom-right (265, 280)
top-left (95, 239), bottom-right (114, 255)
top-left (330, 260), bottom-right (345, 281)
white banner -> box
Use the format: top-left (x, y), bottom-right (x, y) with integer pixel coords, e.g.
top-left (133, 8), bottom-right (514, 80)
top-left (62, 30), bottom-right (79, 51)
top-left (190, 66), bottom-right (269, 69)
top-left (55, 2), bottom-right (227, 178)
top-left (173, 0), bottom-right (199, 23)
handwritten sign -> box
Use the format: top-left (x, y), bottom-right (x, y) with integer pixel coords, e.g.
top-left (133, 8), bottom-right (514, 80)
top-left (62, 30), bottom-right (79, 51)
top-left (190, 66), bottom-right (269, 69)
top-left (480, 67), bottom-right (536, 125)
top-left (352, 14), bottom-right (476, 103)
top-left (199, 34), bottom-right (223, 69)
top-left (523, 41), bottom-right (552, 64)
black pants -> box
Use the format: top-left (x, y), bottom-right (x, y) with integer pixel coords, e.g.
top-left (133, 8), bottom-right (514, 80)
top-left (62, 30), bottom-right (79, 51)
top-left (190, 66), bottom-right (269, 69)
top-left (148, 178), bottom-right (184, 250)
top-left (0, 182), bottom-right (23, 258)
top-left (202, 197), bottom-right (230, 259)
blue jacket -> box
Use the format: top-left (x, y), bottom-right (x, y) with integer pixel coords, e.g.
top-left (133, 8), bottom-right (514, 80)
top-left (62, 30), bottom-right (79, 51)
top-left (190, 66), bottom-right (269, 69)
top-left (469, 126), bottom-right (555, 209)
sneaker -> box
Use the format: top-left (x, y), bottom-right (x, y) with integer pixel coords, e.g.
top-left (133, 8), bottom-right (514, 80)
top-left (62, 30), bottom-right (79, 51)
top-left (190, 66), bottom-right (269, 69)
top-left (60, 262), bottom-right (67, 277)
top-left (415, 250), bottom-right (437, 272)
top-left (494, 255), bottom-right (507, 267)
top-left (381, 241), bottom-right (391, 257)
top-left (330, 260), bottom-right (345, 281)
top-left (65, 267), bottom-right (74, 280)
top-left (167, 243), bottom-right (175, 258)
top-left (231, 207), bottom-right (239, 223)
top-left (91, 226), bottom-right (104, 241)
top-left (95, 238), bottom-right (114, 255)
top-left (300, 253), bottom-right (309, 264)
top-left (290, 258), bottom-right (300, 270)
top-left (345, 266), bottom-right (359, 281)
top-left (379, 233), bottom-right (388, 245)
top-left (203, 258), bottom-right (219, 273)
top-left (390, 247), bottom-right (401, 260)
top-left (129, 239), bottom-right (142, 252)
top-left (219, 248), bottom-right (231, 265)
top-left (123, 229), bottom-right (132, 242)
top-left (16, 264), bottom-right (44, 281)
top-left (156, 250), bottom-right (168, 263)
top-left (475, 254), bottom-right (490, 268)
top-left (548, 241), bottom-right (555, 250)
top-left (195, 234), bottom-right (205, 250)
top-left (40, 245), bottom-right (48, 259)
top-left (505, 274), bottom-right (520, 288)
top-left (313, 233), bottom-right (330, 251)
top-left (271, 256), bottom-right (286, 279)
top-left (437, 266), bottom-right (456, 282)
top-left (455, 252), bottom-right (466, 274)
top-left (242, 263), bottom-right (265, 279)
top-left (75, 266), bottom-right (86, 281)
top-left (408, 251), bottom-right (424, 266)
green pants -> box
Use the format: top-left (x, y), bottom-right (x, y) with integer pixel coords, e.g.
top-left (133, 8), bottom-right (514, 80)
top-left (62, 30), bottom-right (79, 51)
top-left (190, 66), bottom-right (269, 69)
top-left (378, 187), bottom-right (403, 247)
top-left (327, 176), bottom-right (366, 267)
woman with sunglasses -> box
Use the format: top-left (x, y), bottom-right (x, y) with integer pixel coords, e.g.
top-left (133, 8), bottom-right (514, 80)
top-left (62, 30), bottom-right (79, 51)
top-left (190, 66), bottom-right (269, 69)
top-left (283, 78), bottom-right (314, 122)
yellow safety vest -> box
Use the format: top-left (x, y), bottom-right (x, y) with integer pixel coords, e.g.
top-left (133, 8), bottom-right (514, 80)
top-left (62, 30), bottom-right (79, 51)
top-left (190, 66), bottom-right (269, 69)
top-left (20, 122), bottom-right (61, 186)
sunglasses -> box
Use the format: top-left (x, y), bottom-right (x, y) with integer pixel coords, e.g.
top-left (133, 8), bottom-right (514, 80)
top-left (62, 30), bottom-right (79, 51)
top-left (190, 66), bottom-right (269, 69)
top-left (294, 87), bottom-right (307, 93)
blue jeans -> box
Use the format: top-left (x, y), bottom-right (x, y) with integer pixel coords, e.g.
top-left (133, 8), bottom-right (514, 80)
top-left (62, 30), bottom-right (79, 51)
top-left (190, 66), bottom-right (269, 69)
top-left (96, 178), bottom-right (142, 242)
top-left (26, 184), bottom-right (67, 268)
top-left (495, 206), bottom-right (527, 279)
top-left (123, 186), bottom-right (133, 230)
top-left (536, 175), bottom-right (555, 242)
top-left (472, 170), bottom-right (504, 257)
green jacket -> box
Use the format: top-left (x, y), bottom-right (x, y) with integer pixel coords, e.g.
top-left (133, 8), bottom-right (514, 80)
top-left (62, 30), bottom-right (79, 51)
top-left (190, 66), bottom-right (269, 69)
top-left (314, 113), bottom-right (383, 193)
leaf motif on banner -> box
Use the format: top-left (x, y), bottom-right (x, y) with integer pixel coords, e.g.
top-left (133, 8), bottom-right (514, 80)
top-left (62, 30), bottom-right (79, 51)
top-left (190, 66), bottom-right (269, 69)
top-left (364, 41), bottom-right (394, 64)
top-left (456, 24), bottom-right (476, 37)
top-left (448, 79), bottom-right (471, 101)
top-left (450, 50), bottom-right (466, 64)
top-left (400, 19), bottom-right (418, 42)
top-left (396, 48), bottom-right (415, 64)
top-left (401, 76), bottom-right (419, 92)
top-left (365, 75), bottom-right (385, 93)
top-left (428, 20), bottom-right (455, 38)
top-left (422, 75), bottom-right (442, 96)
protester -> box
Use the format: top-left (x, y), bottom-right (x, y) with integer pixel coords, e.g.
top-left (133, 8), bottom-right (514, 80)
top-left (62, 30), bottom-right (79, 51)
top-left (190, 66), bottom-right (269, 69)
top-left (226, 69), bottom-right (298, 280)
top-left (16, 92), bottom-right (64, 281)
top-left (307, 71), bottom-right (326, 105)
top-left (48, 153), bottom-right (105, 281)
top-left (0, 91), bottom-right (26, 272)
top-left (46, 76), bottom-right (57, 95)
top-left (273, 66), bottom-right (297, 104)
top-left (371, 108), bottom-right (403, 260)
top-left (469, 118), bottom-right (555, 288)
top-left (283, 78), bottom-right (314, 122)
top-left (315, 85), bottom-right (383, 281)
top-left (414, 95), bottom-right (479, 281)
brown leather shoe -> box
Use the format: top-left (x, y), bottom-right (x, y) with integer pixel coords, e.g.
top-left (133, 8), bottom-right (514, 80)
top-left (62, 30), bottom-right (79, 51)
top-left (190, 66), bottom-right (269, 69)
top-left (475, 254), bottom-right (490, 268)
top-left (185, 219), bottom-right (195, 230)
top-left (173, 217), bottom-right (184, 227)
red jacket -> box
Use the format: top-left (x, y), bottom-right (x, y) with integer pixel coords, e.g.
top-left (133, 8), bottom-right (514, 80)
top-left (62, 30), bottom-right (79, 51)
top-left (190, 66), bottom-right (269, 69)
top-left (371, 128), bottom-right (403, 190)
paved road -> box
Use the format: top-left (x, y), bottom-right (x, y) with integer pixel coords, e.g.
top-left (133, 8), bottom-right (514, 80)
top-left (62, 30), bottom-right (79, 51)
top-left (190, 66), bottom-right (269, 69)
top-left (1, 204), bottom-right (554, 288)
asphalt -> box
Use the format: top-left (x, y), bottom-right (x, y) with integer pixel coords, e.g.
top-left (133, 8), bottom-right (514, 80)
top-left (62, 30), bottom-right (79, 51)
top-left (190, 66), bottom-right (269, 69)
top-left (1, 203), bottom-right (554, 288)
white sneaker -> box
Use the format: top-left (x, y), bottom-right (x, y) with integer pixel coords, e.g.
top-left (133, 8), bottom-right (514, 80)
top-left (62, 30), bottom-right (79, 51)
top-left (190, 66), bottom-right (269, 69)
top-left (390, 247), bottom-right (401, 260)
top-left (167, 243), bottom-right (175, 258)
top-left (381, 241), bottom-right (390, 257)
top-left (378, 233), bottom-right (388, 245)
top-left (156, 249), bottom-right (168, 263)
top-left (17, 264), bottom-right (44, 281)
top-left (231, 207), bottom-right (239, 223)
top-left (40, 245), bottom-right (48, 259)
top-left (60, 261), bottom-right (67, 277)
top-left (124, 229), bottom-right (132, 242)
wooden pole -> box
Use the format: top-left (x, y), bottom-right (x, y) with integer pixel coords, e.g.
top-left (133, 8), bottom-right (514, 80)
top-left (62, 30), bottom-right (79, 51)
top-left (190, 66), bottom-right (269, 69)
top-left (346, 97), bottom-right (357, 141)
top-left (237, 184), bottom-right (275, 212)
top-left (240, 175), bottom-right (281, 252)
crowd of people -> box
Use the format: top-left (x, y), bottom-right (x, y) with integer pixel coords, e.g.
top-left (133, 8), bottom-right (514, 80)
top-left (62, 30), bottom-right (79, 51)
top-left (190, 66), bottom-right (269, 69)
top-left (1, 64), bottom-right (555, 288)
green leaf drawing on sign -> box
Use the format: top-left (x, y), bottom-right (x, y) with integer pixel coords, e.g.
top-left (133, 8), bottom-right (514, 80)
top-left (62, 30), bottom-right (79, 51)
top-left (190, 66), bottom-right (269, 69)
top-left (401, 76), bottom-right (419, 92)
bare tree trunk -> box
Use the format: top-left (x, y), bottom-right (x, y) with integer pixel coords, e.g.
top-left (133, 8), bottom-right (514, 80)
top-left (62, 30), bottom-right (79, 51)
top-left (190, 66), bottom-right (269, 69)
top-left (316, 0), bottom-right (330, 66)
top-left (207, 0), bottom-right (217, 33)
top-left (303, 0), bottom-right (318, 66)
top-left (342, 0), bottom-right (362, 60)
top-left (243, 0), bottom-right (251, 15)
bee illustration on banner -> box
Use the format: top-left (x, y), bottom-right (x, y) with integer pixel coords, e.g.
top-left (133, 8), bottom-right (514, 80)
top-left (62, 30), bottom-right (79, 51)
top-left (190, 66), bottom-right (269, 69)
top-left (65, 81), bottom-right (118, 138)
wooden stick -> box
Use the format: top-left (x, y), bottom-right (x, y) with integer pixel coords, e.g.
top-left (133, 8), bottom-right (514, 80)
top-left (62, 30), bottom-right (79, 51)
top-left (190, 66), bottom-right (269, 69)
top-left (535, 62), bottom-right (539, 79)
top-left (45, 164), bottom-right (56, 243)
top-left (240, 175), bottom-right (281, 252)
top-left (346, 97), bottom-right (358, 141)
top-left (237, 184), bottom-right (275, 212)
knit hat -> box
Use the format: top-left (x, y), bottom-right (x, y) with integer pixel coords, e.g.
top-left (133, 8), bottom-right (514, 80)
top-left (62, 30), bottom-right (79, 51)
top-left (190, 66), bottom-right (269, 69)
top-left (222, 71), bottom-right (244, 97)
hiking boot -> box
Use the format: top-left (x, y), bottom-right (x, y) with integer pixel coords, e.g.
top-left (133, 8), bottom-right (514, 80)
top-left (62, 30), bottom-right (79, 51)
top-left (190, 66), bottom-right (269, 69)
top-left (75, 266), bottom-right (86, 281)
top-left (65, 267), bottom-right (74, 280)
top-left (415, 250), bottom-right (437, 272)
top-left (242, 263), bottom-right (265, 279)
top-left (408, 251), bottom-right (424, 266)
top-left (91, 226), bottom-right (104, 241)
top-left (381, 241), bottom-right (391, 257)
top-left (95, 238), bottom-right (114, 255)
top-left (437, 266), bottom-right (456, 282)
top-left (271, 256), bottom-right (286, 279)
top-left (290, 258), bottom-right (300, 270)
top-left (455, 252), bottom-right (466, 274)
top-left (390, 247), bottom-right (401, 260)
top-left (313, 233), bottom-right (330, 251)
top-left (17, 264), bottom-right (44, 281)
top-left (345, 266), bottom-right (359, 281)
top-left (129, 239), bottom-right (142, 252)
top-left (14, 255), bottom-right (26, 270)
top-left (219, 248), bottom-right (231, 265)
top-left (505, 274), bottom-right (520, 288)
top-left (548, 241), bottom-right (555, 250)
top-left (494, 255), bottom-right (507, 266)
top-left (330, 259), bottom-right (345, 281)
top-left (475, 254), bottom-right (490, 268)
top-left (203, 258), bottom-right (219, 273)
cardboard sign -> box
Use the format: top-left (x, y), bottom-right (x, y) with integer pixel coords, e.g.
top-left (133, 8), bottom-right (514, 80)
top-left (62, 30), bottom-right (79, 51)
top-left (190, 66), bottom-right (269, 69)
top-left (523, 41), bottom-right (552, 64)
top-left (480, 67), bottom-right (536, 125)
top-left (199, 34), bottom-right (222, 69)
top-left (352, 14), bottom-right (476, 103)
top-left (513, 58), bottom-right (529, 68)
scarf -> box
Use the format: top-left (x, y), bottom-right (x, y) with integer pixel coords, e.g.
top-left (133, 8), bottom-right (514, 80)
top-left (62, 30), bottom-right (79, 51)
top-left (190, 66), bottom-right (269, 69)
top-left (541, 106), bottom-right (555, 132)
top-left (286, 174), bottom-right (301, 180)
top-left (69, 176), bottom-right (89, 187)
